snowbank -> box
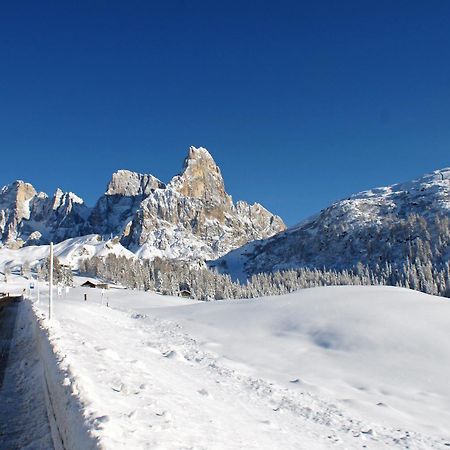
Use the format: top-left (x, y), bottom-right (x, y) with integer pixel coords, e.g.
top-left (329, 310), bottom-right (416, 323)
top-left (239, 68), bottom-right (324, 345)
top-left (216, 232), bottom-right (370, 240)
top-left (29, 300), bottom-right (100, 449)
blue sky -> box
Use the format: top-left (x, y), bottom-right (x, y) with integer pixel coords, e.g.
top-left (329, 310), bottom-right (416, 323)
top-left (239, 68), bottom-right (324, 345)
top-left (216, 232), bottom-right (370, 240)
top-left (1, 1), bottom-right (449, 225)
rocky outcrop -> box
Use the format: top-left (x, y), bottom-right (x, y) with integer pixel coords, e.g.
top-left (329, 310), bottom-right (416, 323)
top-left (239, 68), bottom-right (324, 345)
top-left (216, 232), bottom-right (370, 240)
top-left (29, 189), bottom-right (89, 244)
top-left (0, 181), bottom-right (37, 246)
top-left (169, 147), bottom-right (233, 220)
top-left (88, 170), bottom-right (165, 236)
top-left (0, 182), bottom-right (89, 247)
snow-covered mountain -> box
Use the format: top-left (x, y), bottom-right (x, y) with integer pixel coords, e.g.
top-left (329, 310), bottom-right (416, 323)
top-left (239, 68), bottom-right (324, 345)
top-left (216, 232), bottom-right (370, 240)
top-left (0, 147), bottom-right (285, 261)
top-left (121, 147), bottom-right (285, 260)
top-left (87, 169), bottom-right (166, 237)
top-left (0, 181), bottom-right (89, 248)
top-left (212, 168), bottom-right (450, 278)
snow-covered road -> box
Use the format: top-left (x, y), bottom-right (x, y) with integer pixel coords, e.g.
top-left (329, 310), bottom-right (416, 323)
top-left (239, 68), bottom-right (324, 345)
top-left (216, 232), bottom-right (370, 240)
top-left (0, 299), bottom-right (54, 449)
top-left (24, 281), bottom-right (450, 449)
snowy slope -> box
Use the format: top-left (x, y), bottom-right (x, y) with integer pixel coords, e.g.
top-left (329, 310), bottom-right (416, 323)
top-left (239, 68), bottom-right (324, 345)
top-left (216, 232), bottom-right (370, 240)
top-left (12, 278), bottom-right (450, 449)
top-left (0, 234), bottom-right (134, 272)
top-left (213, 167), bottom-right (450, 278)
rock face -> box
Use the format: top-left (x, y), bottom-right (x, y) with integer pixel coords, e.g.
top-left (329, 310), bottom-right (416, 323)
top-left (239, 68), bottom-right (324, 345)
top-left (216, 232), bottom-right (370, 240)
top-left (0, 181), bottom-right (89, 247)
top-left (0, 181), bottom-right (37, 246)
top-left (122, 147), bottom-right (285, 260)
top-left (88, 170), bottom-right (165, 236)
top-left (0, 146), bottom-right (285, 260)
top-left (213, 168), bottom-right (450, 278)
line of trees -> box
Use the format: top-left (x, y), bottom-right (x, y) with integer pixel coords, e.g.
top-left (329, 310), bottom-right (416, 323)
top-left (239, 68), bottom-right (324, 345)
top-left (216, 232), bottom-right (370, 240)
top-left (246, 213), bottom-right (450, 277)
top-left (38, 255), bottom-right (73, 285)
top-left (4, 255), bottom-right (73, 286)
top-left (78, 253), bottom-right (450, 300)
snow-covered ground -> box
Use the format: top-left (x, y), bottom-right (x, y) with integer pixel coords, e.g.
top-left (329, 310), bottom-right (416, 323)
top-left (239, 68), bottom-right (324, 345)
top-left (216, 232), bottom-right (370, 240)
top-left (0, 296), bottom-right (54, 449)
top-left (2, 276), bottom-right (450, 449)
top-left (0, 235), bottom-right (134, 272)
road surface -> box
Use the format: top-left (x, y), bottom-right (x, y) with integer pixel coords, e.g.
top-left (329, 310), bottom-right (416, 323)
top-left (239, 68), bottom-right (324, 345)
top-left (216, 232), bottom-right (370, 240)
top-left (0, 299), bottom-right (54, 449)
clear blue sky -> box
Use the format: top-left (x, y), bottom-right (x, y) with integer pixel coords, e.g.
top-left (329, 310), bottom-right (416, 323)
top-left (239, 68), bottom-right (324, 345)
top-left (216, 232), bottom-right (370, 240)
top-left (1, 1), bottom-right (449, 225)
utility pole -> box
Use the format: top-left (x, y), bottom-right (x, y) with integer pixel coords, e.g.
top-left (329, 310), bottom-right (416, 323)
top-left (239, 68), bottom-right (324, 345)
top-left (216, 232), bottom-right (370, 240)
top-left (37, 275), bottom-right (40, 305)
top-left (49, 242), bottom-right (54, 320)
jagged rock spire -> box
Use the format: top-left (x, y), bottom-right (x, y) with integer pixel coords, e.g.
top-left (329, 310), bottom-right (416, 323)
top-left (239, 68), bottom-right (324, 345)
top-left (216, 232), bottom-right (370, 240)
top-left (167, 147), bottom-right (233, 221)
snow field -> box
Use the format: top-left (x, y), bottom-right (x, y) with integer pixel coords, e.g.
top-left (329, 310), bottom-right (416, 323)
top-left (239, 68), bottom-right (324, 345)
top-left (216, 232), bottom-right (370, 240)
top-left (33, 292), bottom-right (324, 449)
top-left (23, 281), bottom-right (450, 449)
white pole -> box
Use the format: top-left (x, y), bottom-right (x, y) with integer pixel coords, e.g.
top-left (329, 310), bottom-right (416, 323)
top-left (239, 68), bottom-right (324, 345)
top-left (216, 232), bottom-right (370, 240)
top-left (49, 242), bottom-right (54, 320)
top-left (37, 276), bottom-right (40, 305)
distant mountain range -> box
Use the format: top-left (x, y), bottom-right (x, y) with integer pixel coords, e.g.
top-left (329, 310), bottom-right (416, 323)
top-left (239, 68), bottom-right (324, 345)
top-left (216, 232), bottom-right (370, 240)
top-left (0, 147), bottom-right (285, 261)
top-left (212, 168), bottom-right (450, 279)
top-left (1, 149), bottom-right (449, 279)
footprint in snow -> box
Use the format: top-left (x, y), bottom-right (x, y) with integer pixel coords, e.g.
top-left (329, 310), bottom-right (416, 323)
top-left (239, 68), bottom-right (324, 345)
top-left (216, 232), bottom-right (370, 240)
top-left (154, 410), bottom-right (172, 422)
top-left (94, 347), bottom-right (120, 361)
top-left (259, 419), bottom-right (280, 430)
top-left (161, 349), bottom-right (186, 362)
top-left (197, 388), bottom-right (212, 398)
top-left (111, 381), bottom-right (141, 395)
top-left (111, 382), bottom-right (124, 393)
top-left (94, 415), bottom-right (110, 429)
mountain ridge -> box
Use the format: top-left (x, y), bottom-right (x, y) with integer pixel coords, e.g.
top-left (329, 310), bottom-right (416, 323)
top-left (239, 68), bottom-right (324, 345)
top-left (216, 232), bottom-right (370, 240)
top-left (212, 167), bottom-right (450, 278)
top-left (0, 146), bottom-right (285, 261)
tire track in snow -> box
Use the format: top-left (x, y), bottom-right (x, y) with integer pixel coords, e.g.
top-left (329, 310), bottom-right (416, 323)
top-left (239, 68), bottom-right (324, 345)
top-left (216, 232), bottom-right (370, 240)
top-left (0, 300), bottom-right (19, 391)
top-left (0, 301), bottom-right (54, 450)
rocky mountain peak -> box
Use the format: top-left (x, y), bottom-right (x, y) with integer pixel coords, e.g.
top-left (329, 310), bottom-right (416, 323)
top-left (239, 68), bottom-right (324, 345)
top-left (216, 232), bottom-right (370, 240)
top-left (53, 189), bottom-right (85, 210)
top-left (106, 170), bottom-right (165, 197)
top-left (52, 188), bottom-right (65, 209)
top-left (123, 146), bottom-right (285, 259)
top-left (169, 146), bottom-right (232, 215)
top-left (184, 145), bottom-right (216, 167)
top-left (2, 179), bottom-right (37, 201)
top-left (0, 180), bottom-right (89, 247)
top-left (0, 180), bottom-right (37, 220)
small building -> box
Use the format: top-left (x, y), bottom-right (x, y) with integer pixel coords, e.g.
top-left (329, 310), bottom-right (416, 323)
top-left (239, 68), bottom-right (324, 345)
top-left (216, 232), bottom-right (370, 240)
top-left (81, 280), bottom-right (109, 290)
top-left (177, 281), bottom-right (192, 298)
top-left (178, 289), bottom-right (192, 299)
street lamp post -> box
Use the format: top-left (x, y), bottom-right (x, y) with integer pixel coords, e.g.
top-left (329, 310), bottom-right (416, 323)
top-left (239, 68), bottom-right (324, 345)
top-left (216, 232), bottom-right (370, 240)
top-left (49, 242), bottom-right (54, 320)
